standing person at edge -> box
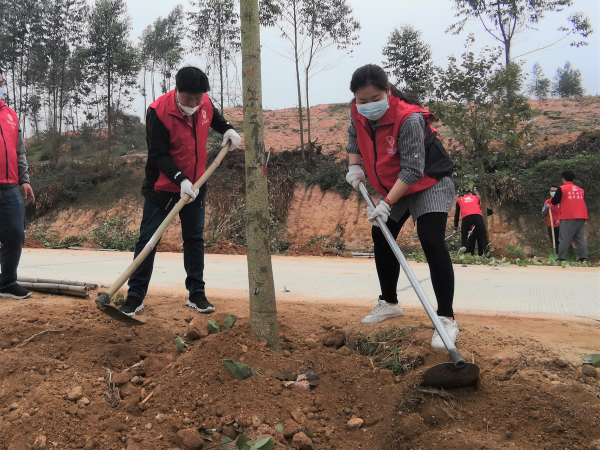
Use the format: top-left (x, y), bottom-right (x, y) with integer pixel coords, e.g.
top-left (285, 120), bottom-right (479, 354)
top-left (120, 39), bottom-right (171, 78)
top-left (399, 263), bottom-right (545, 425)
top-left (345, 64), bottom-right (458, 350)
top-left (551, 170), bottom-right (588, 262)
top-left (0, 70), bottom-right (36, 299)
top-left (542, 185), bottom-right (561, 251)
top-left (119, 67), bottom-right (241, 317)
top-left (453, 189), bottom-right (491, 256)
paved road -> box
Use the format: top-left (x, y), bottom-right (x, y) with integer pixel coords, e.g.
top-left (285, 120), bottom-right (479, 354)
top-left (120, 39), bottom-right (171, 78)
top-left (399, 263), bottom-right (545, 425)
top-left (18, 249), bottom-right (600, 316)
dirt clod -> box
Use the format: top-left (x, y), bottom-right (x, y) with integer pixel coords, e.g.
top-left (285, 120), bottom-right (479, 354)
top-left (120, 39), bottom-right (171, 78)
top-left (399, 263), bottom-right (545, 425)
top-left (66, 385), bottom-right (83, 401)
top-left (174, 428), bottom-right (204, 450)
top-left (582, 365), bottom-right (598, 378)
top-left (292, 432), bottom-right (313, 450)
top-left (112, 371), bottom-right (132, 385)
top-left (320, 329), bottom-right (345, 348)
top-left (346, 416), bottom-right (364, 429)
top-left (377, 369), bottom-right (395, 385)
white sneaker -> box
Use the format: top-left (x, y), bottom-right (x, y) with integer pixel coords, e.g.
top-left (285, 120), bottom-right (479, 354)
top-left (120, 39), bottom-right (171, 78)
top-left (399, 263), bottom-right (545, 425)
top-left (431, 317), bottom-right (460, 350)
top-left (361, 299), bottom-right (404, 325)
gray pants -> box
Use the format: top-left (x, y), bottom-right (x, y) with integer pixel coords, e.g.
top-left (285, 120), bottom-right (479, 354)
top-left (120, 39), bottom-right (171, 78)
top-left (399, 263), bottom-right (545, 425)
top-left (558, 219), bottom-right (588, 260)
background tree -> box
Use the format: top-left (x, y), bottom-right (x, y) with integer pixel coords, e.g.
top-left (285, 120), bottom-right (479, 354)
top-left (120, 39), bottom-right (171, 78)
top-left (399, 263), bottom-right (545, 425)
top-left (157, 5), bottom-right (186, 95)
top-left (552, 61), bottom-right (585, 98)
top-left (188, 0), bottom-right (241, 113)
top-left (432, 36), bottom-right (533, 230)
top-left (526, 62), bottom-right (551, 100)
top-left (382, 24), bottom-right (433, 100)
top-left (240, 0), bottom-right (282, 351)
top-left (447, 1), bottom-right (593, 69)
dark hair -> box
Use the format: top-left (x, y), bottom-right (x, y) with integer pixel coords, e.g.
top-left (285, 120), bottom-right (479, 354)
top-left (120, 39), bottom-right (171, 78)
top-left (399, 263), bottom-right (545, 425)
top-left (176, 67), bottom-right (210, 94)
top-left (550, 185), bottom-right (558, 189)
top-left (349, 64), bottom-right (421, 106)
top-left (562, 170), bottom-right (576, 182)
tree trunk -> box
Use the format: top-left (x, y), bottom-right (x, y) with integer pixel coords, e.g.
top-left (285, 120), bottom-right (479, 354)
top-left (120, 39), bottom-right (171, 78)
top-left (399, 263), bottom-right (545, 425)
top-left (240, 0), bottom-right (282, 352)
top-left (142, 66), bottom-right (147, 120)
top-left (107, 67), bottom-right (112, 166)
top-left (218, 6), bottom-right (225, 114)
top-left (305, 67), bottom-right (312, 155)
top-left (478, 159), bottom-right (488, 231)
top-left (292, 1), bottom-right (305, 161)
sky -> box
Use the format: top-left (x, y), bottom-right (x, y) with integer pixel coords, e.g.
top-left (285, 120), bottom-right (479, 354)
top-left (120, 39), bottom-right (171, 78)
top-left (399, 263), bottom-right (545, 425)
top-left (122, 0), bottom-right (599, 116)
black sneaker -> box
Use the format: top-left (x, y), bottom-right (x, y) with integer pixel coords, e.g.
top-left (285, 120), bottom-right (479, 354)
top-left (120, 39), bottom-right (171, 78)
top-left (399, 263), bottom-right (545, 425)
top-left (186, 292), bottom-right (215, 313)
top-left (119, 296), bottom-right (144, 316)
top-left (0, 284), bottom-right (32, 299)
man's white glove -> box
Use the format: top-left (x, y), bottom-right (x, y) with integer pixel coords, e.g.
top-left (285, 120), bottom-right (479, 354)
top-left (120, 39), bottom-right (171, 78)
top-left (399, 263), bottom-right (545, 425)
top-left (345, 164), bottom-right (366, 190)
top-left (367, 199), bottom-right (392, 227)
top-left (221, 129), bottom-right (241, 150)
top-left (180, 179), bottom-right (199, 204)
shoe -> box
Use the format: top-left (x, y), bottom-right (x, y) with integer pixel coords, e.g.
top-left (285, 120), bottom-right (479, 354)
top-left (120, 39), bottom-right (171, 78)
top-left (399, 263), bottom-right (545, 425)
top-left (186, 292), bottom-right (215, 313)
top-left (0, 284), bottom-right (32, 299)
top-left (119, 296), bottom-right (144, 317)
top-left (361, 298), bottom-right (404, 324)
top-left (431, 317), bottom-right (460, 350)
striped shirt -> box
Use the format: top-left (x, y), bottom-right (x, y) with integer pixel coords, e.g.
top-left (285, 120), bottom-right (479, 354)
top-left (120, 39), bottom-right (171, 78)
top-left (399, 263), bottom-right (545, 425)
top-left (347, 112), bottom-right (455, 222)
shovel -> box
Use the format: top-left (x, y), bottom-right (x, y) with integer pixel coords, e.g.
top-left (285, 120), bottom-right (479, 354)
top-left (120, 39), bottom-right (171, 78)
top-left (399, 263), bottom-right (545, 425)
top-left (95, 143), bottom-right (233, 326)
top-left (358, 182), bottom-right (479, 389)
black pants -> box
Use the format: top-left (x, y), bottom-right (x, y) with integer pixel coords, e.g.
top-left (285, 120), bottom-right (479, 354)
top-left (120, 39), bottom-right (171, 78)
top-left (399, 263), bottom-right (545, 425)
top-left (460, 214), bottom-right (488, 256)
top-left (372, 211), bottom-right (455, 317)
top-left (547, 226), bottom-right (559, 250)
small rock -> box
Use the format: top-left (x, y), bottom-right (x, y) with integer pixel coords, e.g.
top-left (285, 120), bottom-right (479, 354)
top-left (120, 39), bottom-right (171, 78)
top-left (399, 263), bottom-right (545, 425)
top-left (304, 338), bottom-right (318, 349)
top-left (112, 371), bottom-right (132, 386)
top-left (283, 419), bottom-right (301, 438)
top-left (495, 370), bottom-right (508, 381)
top-left (8, 403), bottom-right (19, 411)
top-left (187, 319), bottom-right (209, 341)
top-left (155, 414), bottom-right (165, 423)
top-left (346, 416), bottom-right (364, 429)
top-left (252, 416), bottom-right (263, 427)
top-left (33, 435), bottom-right (46, 449)
top-left (555, 358), bottom-right (569, 368)
top-left (292, 432), bottom-right (313, 450)
top-left (78, 398), bottom-right (90, 407)
top-left (377, 369), bottom-right (395, 385)
top-left (320, 330), bottom-right (345, 348)
top-left (65, 405), bottom-right (78, 416)
top-left (283, 350), bottom-right (291, 357)
top-left (292, 380), bottom-right (311, 391)
top-left (174, 428), bottom-right (204, 450)
top-left (67, 386), bottom-right (83, 401)
top-left (130, 376), bottom-right (140, 385)
top-left (291, 409), bottom-right (306, 424)
top-left (525, 356), bottom-right (536, 366)
top-left (241, 345), bottom-right (248, 353)
top-left (10, 337), bottom-right (19, 345)
top-left (221, 425), bottom-right (236, 440)
top-left (582, 365), bottom-right (598, 378)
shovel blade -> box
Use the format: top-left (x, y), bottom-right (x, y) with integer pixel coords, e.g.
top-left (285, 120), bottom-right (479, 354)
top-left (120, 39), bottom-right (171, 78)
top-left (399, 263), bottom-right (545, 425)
top-left (95, 297), bottom-right (146, 326)
top-left (422, 362), bottom-right (479, 390)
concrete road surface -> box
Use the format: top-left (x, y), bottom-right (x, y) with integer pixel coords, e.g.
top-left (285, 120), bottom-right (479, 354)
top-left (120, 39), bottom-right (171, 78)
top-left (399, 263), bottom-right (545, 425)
top-left (17, 249), bottom-right (600, 316)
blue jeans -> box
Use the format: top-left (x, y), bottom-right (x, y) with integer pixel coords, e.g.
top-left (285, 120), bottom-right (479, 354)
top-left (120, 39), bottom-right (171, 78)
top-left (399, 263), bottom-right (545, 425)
top-left (0, 186), bottom-right (25, 289)
top-left (127, 192), bottom-right (206, 300)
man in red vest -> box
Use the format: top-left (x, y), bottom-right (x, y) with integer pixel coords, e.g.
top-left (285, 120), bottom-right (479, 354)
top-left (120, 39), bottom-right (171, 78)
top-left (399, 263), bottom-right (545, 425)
top-left (0, 69), bottom-right (36, 299)
top-left (551, 170), bottom-right (588, 261)
top-left (542, 185), bottom-right (561, 250)
top-left (453, 189), bottom-right (490, 256)
top-left (119, 67), bottom-right (240, 317)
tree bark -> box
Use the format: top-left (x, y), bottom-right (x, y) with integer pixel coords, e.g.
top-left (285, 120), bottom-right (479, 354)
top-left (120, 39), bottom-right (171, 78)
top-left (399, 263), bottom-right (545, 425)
top-left (240, 0), bottom-right (281, 352)
top-left (305, 66), bottom-right (312, 154)
top-left (107, 66), bottom-right (112, 166)
top-left (292, 0), bottom-right (305, 161)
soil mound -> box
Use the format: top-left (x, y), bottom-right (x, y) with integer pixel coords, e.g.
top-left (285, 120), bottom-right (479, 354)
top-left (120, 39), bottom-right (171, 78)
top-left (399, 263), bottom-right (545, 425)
top-left (206, 240), bottom-right (248, 255)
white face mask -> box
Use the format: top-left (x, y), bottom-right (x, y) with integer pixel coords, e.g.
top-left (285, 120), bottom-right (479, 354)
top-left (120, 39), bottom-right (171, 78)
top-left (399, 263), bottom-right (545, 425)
top-left (176, 91), bottom-right (200, 116)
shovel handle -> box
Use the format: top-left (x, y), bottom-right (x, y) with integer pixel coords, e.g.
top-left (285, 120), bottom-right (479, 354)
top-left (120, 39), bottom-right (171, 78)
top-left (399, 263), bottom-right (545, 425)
top-left (104, 143), bottom-right (232, 298)
top-left (358, 182), bottom-right (465, 369)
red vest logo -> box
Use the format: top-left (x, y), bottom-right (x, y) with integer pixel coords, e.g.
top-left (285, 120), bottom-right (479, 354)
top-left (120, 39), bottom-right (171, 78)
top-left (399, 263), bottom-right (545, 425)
top-left (386, 136), bottom-right (396, 155)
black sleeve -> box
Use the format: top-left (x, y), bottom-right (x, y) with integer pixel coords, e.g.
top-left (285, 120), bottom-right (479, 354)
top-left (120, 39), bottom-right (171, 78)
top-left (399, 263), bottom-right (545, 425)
top-left (146, 108), bottom-right (188, 187)
top-left (454, 202), bottom-right (460, 228)
top-left (551, 187), bottom-right (562, 205)
top-left (210, 105), bottom-right (235, 135)
top-left (487, 208), bottom-right (494, 216)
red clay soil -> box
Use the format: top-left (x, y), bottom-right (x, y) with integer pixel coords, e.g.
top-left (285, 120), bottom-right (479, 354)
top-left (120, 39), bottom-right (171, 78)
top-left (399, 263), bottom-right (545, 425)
top-left (205, 241), bottom-right (248, 255)
top-left (23, 239), bottom-right (44, 249)
top-left (286, 242), bottom-right (352, 258)
top-left (0, 293), bottom-right (599, 450)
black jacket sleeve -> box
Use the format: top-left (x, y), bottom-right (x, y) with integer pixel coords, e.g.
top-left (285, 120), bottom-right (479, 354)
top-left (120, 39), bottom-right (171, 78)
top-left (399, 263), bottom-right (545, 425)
top-left (210, 105), bottom-right (235, 135)
top-left (454, 202), bottom-right (460, 228)
top-left (487, 208), bottom-right (494, 216)
top-left (146, 108), bottom-right (188, 187)
top-left (551, 187), bottom-right (562, 205)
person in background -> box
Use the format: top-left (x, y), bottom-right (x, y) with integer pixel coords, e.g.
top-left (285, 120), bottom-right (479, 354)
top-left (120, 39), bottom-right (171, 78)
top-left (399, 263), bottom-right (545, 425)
top-left (118, 66), bottom-right (241, 317)
top-left (0, 69), bottom-right (36, 299)
top-left (551, 170), bottom-right (588, 262)
top-left (453, 189), bottom-right (491, 256)
top-left (542, 185), bottom-right (561, 251)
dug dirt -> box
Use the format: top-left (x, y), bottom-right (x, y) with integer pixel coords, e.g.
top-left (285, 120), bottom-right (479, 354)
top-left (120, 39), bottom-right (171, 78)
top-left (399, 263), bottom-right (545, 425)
top-left (0, 293), bottom-right (599, 450)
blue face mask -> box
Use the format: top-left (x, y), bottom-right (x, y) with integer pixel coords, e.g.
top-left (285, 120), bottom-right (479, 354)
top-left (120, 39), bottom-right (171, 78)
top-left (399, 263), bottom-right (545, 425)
top-left (550, 191), bottom-right (556, 197)
top-left (356, 96), bottom-right (389, 121)
top-left (0, 88), bottom-right (4, 98)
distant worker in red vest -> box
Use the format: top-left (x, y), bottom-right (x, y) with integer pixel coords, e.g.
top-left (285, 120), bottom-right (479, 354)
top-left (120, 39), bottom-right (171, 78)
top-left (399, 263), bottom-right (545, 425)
top-left (0, 69), bottom-right (36, 300)
top-left (119, 67), bottom-right (241, 317)
top-left (551, 170), bottom-right (588, 261)
top-left (542, 185), bottom-right (561, 250)
top-left (345, 64), bottom-right (458, 350)
top-left (453, 189), bottom-right (491, 256)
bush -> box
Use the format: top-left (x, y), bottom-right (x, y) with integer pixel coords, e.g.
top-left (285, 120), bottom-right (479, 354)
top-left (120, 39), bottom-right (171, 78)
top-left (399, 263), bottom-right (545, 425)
top-left (92, 217), bottom-right (139, 251)
top-left (38, 150), bottom-right (51, 161)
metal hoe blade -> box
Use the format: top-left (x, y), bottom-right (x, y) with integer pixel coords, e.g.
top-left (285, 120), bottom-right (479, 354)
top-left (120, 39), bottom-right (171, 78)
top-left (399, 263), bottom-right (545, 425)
top-left (422, 362), bottom-right (480, 390)
top-left (96, 293), bottom-right (146, 326)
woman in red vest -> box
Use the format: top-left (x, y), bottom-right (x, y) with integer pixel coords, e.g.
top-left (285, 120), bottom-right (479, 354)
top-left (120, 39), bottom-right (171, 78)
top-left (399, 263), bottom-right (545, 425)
top-left (542, 185), bottom-right (561, 250)
top-left (345, 64), bottom-right (458, 350)
top-left (453, 189), bottom-right (490, 256)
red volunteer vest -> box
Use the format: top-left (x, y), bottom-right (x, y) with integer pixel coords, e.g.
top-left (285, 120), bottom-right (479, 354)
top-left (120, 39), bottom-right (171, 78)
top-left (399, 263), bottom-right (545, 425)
top-left (352, 95), bottom-right (438, 198)
top-left (149, 90), bottom-right (213, 193)
top-left (0, 100), bottom-right (19, 185)
top-left (457, 194), bottom-right (482, 218)
top-left (559, 182), bottom-right (588, 220)
top-left (544, 199), bottom-right (560, 227)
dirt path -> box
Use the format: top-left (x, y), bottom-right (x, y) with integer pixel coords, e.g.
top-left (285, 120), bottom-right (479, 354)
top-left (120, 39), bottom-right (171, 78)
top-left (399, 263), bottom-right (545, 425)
top-left (0, 292), bottom-right (599, 450)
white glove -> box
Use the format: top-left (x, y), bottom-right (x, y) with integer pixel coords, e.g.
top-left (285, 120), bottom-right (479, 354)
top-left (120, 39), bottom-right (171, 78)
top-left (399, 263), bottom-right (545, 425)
top-left (345, 165), bottom-right (366, 190)
top-left (180, 179), bottom-right (199, 204)
top-left (221, 129), bottom-right (241, 150)
top-left (367, 200), bottom-right (391, 227)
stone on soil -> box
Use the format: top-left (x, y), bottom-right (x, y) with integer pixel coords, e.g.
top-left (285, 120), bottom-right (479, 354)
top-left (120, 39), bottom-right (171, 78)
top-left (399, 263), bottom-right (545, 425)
top-left (33, 435), bottom-right (46, 449)
top-left (283, 419), bottom-right (301, 438)
top-left (174, 428), bottom-right (204, 450)
top-left (582, 365), bottom-right (598, 378)
top-left (187, 319), bottom-right (209, 341)
top-left (112, 371), bottom-right (132, 385)
top-left (320, 330), bottom-right (345, 348)
top-left (67, 386), bottom-right (83, 401)
top-left (377, 369), bottom-right (395, 385)
top-left (292, 432), bottom-right (313, 450)
top-left (346, 416), bottom-right (364, 429)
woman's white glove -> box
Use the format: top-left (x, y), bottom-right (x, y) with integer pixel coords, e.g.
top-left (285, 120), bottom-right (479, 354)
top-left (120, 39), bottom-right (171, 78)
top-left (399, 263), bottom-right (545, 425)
top-left (222, 129), bottom-right (241, 150)
top-left (346, 164), bottom-right (366, 190)
top-left (367, 199), bottom-right (391, 227)
top-left (180, 179), bottom-right (199, 204)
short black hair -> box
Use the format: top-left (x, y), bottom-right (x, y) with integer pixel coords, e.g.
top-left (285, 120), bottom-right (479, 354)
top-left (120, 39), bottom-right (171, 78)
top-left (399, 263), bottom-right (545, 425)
top-left (550, 185), bottom-right (558, 189)
top-left (562, 170), bottom-right (576, 182)
top-left (176, 67), bottom-right (210, 94)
